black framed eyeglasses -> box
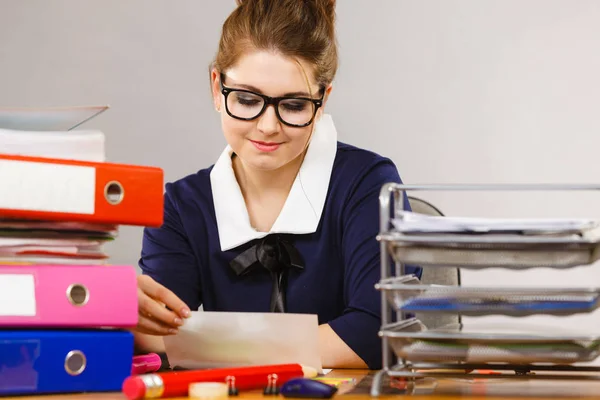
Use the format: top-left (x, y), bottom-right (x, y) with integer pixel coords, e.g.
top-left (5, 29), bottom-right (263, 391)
top-left (219, 73), bottom-right (324, 127)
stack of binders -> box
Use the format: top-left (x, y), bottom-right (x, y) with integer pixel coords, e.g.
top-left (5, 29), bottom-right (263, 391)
top-left (0, 106), bottom-right (164, 395)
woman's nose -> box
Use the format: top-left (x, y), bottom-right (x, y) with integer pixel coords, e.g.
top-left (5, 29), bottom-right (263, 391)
top-left (256, 105), bottom-right (280, 136)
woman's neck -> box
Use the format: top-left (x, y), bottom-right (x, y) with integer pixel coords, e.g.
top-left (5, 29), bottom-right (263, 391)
top-left (233, 151), bottom-right (308, 232)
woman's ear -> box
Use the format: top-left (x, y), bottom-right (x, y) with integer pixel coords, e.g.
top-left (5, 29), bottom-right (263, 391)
top-left (322, 84), bottom-right (333, 105)
top-left (316, 84), bottom-right (333, 120)
top-left (210, 69), bottom-right (222, 112)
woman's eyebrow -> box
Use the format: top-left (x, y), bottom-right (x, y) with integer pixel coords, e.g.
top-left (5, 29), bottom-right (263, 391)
top-left (228, 81), bottom-right (310, 97)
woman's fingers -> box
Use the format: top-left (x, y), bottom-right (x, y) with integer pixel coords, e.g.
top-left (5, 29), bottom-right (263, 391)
top-left (138, 275), bottom-right (191, 320)
top-left (136, 313), bottom-right (179, 336)
top-left (138, 288), bottom-right (184, 329)
top-left (135, 275), bottom-right (192, 336)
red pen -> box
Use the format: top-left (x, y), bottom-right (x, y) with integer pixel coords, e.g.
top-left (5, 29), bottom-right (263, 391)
top-left (122, 363), bottom-right (317, 399)
top-left (131, 353), bottom-right (162, 375)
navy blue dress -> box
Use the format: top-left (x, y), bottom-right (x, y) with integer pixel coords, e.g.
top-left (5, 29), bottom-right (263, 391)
top-left (139, 138), bottom-right (421, 369)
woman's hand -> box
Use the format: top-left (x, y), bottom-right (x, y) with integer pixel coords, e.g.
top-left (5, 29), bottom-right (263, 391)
top-left (135, 275), bottom-right (191, 335)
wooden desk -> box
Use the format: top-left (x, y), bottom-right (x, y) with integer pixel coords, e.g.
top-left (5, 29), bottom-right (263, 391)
top-left (5, 369), bottom-right (600, 400)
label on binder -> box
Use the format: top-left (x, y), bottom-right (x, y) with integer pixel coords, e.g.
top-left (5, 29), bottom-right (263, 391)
top-left (0, 159), bottom-right (95, 214)
top-left (0, 274), bottom-right (36, 316)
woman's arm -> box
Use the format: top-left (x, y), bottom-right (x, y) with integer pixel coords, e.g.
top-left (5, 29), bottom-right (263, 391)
top-left (319, 324), bottom-right (367, 368)
top-left (320, 157), bottom-right (421, 369)
top-left (135, 182), bottom-right (202, 347)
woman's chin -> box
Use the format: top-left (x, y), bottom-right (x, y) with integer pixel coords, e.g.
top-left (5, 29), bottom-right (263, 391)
top-left (235, 146), bottom-right (302, 172)
top-left (246, 158), bottom-right (286, 171)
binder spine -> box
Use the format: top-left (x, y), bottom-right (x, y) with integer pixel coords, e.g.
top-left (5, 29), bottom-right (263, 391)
top-left (0, 330), bottom-right (134, 395)
top-left (0, 265), bottom-right (138, 328)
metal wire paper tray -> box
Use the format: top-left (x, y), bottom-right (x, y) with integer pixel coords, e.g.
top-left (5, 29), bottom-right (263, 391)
top-left (370, 184), bottom-right (600, 396)
top-left (380, 318), bottom-right (600, 365)
top-left (376, 275), bottom-right (600, 316)
top-left (379, 231), bottom-right (600, 269)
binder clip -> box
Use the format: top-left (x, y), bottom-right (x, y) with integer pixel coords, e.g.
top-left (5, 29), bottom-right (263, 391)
top-left (263, 373), bottom-right (279, 395)
top-left (225, 375), bottom-right (238, 396)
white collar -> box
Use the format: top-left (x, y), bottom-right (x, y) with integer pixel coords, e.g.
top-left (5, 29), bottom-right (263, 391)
top-left (210, 114), bottom-right (338, 252)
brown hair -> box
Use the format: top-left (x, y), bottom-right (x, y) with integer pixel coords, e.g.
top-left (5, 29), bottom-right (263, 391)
top-left (213, 0), bottom-right (338, 90)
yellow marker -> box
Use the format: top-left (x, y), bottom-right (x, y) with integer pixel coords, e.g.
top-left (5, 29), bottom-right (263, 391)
top-left (312, 377), bottom-right (355, 387)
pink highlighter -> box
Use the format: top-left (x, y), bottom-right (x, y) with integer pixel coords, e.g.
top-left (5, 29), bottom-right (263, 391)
top-left (131, 353), bottom-right (162, 375)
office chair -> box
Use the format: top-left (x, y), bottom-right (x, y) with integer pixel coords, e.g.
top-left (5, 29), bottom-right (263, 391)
top-left (406, 196), bottom-right (462, 328)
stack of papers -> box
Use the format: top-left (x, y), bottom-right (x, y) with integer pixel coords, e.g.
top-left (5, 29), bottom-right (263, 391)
top-left (0, 219), bottom-right (116, 264)
top-left (0, 105), bottom-right (112, 264)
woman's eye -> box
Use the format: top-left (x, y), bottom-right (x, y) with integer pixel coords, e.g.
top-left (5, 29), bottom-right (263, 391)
top-left (282, 102), bottom-right (308, 112)
top-left (237, 96), bottom-right (261, 106)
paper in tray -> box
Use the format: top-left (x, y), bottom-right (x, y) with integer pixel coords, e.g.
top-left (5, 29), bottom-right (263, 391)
top-left (381, 319), bottom-right (600, 364)
top-left (390, 212), bottom-right (600, 236)
top-left (383, 213), bottom-right (600, 269)
top-left (380, 232), bottom-right (600, 269)
top-left (376, 275), bottom-right (600, 316)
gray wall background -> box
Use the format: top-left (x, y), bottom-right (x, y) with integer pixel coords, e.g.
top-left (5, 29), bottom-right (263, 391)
top-left (2, 0), bottom-right (600, 354)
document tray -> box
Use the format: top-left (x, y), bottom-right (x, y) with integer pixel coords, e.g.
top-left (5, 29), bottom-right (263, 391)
top-left (381, 318), bottom-right (600, 365)
top-left (380, 232), bottom-right (600, 269)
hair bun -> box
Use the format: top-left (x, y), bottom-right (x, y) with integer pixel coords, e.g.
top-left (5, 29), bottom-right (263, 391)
top-left (216, 0), bottom-right (339, 88)
top-left (323, 0), bottom-right (336, 11)
top-left (236, 0), bottom-right (335, 12)
top-left (327, 0), bottom-right (336, 19)
top-left (314, 0), bottom-right (336, 22)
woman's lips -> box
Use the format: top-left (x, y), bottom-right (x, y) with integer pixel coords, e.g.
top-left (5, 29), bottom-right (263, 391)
top-left (250, 140), bottom-right (281, 152)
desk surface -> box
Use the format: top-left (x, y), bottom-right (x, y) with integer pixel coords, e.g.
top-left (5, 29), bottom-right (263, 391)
top-left (5, 369), bottom-right (600, 400)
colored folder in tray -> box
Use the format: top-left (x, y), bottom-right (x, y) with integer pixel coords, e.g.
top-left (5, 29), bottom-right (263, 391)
top-left (377, 274), bottom-right (600, 316)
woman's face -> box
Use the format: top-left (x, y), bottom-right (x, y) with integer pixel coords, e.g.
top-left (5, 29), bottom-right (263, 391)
top-left (211, 50), bottom-right (331, 172)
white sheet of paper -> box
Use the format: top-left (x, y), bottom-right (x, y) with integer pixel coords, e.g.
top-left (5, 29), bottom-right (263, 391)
top-left (392, 211), bottom-right (600, 236)
top-left (163, 311), bottom-right (323, 373)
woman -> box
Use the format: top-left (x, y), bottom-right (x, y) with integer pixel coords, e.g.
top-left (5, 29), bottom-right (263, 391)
top-left (135, 0), bottom-right (420, 370)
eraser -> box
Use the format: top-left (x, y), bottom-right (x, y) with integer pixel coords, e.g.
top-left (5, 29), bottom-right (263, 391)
top-left (189, 382), bottom-right (229, 400)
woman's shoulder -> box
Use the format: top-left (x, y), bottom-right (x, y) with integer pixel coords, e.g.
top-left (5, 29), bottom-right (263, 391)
top-left (333, 141), bottom-right (401, 181)
top-left (326, 141), bottom-right (402, 207)
top-left (163, 165), bottom-right (215, 210)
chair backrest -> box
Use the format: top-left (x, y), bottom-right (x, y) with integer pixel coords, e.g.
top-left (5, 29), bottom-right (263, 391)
top-left (407, 196), bottom-right (461, 328)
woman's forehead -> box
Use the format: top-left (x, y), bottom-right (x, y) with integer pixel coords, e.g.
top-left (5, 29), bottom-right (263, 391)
top-left (225, 49), bottom-right (319, 96)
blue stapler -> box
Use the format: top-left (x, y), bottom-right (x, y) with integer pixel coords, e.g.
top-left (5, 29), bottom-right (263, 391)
top-left (280, 378), bottom-right (338, 398)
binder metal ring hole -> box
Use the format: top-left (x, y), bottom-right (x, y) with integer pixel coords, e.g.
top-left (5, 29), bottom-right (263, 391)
top-left (66, 283), bottom-right (89, 306)
top-left (64, 350), bottom-right (87, 376)
top-left (104, 181), bottom-right (124, 205)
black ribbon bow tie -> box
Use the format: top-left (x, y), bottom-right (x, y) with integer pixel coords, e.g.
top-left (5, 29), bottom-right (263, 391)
top-left (229, 235), bottom-right (304, 313)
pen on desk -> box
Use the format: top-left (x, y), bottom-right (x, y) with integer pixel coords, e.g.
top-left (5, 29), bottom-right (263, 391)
top-left (131, 353), bottom-right (162, 375)
top-left (122, 363), bottom-right (317, 399)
